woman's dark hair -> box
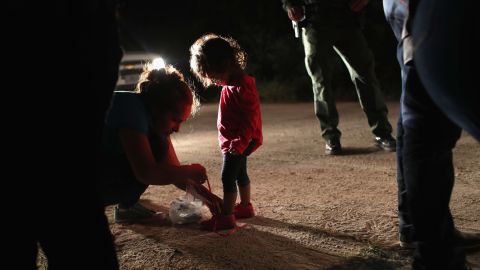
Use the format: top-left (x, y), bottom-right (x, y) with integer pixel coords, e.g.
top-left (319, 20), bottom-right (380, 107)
top-left (190, 33), bottom-right (247, 87)
top-left (135, 64), bottom-right (200, 117)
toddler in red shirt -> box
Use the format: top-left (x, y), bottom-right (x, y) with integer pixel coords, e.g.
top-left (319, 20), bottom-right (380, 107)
top-left (190, 33), bottom-right (263, 230)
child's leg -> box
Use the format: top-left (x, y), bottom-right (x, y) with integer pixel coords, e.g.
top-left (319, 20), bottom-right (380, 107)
top-left (221, 153), bottom-right (245, 215)
top-left (234, 154), bottom-right (255, 218)
top-left (223, 191), bottom-right (237, 215)
top-left (237, 140), bottom-right (256, 206)
top-left (238, 184), bottom-right (251, 206)
top-left (237, 156), bottom-right (251, 206)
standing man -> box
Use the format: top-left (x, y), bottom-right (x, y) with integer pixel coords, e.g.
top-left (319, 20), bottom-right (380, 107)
top-left (407, 0), bottom-right (480, 269)
top-left (280, 0), bottom-right (396, 155)
top-left (7, 1), bottom-right (121, 269)
top-left (384, 0), bottom-right (480, 269)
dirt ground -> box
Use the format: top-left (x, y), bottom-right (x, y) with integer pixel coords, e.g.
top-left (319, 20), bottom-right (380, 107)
top-left (71, 102), bottom-right (480, 269)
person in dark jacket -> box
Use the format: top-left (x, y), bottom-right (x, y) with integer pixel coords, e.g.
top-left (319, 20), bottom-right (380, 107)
top-left (384, 0), bottom-right (480, 269)
top-left (7, 1), bottom-right (122, 269)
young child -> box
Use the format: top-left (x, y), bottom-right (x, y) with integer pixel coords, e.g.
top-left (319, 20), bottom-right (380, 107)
top-left (190, 33), bottom-right (263, 230)
top-left (98, 61), bottom-right (215, 223)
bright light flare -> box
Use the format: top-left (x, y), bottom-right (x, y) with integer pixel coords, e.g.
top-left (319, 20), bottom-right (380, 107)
top-left (151, 57), bottom-right (166, 70)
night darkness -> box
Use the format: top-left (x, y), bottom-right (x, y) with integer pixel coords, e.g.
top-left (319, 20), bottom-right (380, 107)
top-left (8, 2), bottom-right (479, 269)
top-left (117, 0), bottom-right (400, 101)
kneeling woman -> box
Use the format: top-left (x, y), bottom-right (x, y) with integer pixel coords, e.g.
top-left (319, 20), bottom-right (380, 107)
top-left (98, 62), bottom-right (209, 223)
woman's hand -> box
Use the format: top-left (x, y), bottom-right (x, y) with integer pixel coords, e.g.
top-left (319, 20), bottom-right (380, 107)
top-left (204, 193), bottom-right (223, 215)
top-left (186, 181), bottom-right (223, 215)
top-left (186, 163), bottom-right (207, 184)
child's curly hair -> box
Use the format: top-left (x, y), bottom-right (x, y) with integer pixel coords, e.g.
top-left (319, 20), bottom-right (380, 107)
top-left (135, 63), bottom-right (200, 117)
top-left (189, 33), bottom-right (247, 87)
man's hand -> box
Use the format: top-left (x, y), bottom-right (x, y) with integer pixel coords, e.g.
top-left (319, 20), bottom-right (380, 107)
top-left (349, 0), bottom-right (369, 12)
top-left (287, 6), bottom-right (305, 22)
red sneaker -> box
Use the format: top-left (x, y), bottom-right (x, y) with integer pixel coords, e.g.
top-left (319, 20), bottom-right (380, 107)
top-left (234, 202), bottom-right (255, 219)
top-left (201, 214), bottom-right (236, 231)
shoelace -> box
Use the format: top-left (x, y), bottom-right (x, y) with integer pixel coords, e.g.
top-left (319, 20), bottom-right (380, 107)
top-left (213, 222), bottom-right (248, 237)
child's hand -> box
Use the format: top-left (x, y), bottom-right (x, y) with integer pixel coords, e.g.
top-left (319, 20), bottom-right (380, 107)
top-left (229, 149), bottom-right (241, 156)
top-left (187, 163), bottom-right (207, 184)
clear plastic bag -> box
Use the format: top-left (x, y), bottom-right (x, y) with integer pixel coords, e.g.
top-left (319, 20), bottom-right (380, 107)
top-left (169, 186), bottom-right (210, 225)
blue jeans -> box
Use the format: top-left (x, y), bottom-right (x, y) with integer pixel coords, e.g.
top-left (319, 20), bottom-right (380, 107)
top-left (383, 0), bottom-right (412, 241)
top-left (384, 0), bottom-right (467, 268)
top-left (98, 156), bottom-right (149, 207)
top-left (403, 61), bottom-right (463, 269)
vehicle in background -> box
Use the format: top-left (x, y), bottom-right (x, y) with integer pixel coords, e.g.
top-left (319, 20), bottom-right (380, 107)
top-left (116, 51), bottom-right (161, 91)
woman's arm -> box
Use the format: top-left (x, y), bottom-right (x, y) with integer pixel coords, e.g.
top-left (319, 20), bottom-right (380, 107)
top-left (166, 136), bottom-right (207, 190)
top-left (166, 135), bottom-right (180, 166)
top-left (166, 135), bottom-right (222, 211)
top-left (119, 128), bottom-right (207, 186)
